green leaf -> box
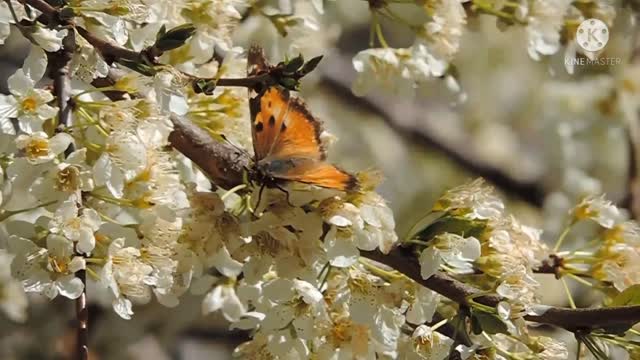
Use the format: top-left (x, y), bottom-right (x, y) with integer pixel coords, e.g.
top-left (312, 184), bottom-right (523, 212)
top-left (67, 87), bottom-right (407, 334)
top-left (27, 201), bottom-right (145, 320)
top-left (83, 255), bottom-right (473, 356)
top-left (165, 24), bottom-right (197, 38)
top-left (413, 216), bottom-right (488, 242)
top-left (470, 310), bottom-right (508, 335)
top-left (283, 54), bottom-right (304, 74)
top-left (117, 59), bottom-right (157, 76)
top-left (610, 285), bottom-right (640, 307)
top-left (193, 79), bottom-right (216, 95)
top-left (156, 24), bottom-right (167, 41)
top-left (154, 24), bottom-right (196, 52)
top-left (278, 77), bottom-right (299, 91)
top-left (299, 55), bottom-right (323, 76)
top-left (444, 312), bottom-right (474, 348)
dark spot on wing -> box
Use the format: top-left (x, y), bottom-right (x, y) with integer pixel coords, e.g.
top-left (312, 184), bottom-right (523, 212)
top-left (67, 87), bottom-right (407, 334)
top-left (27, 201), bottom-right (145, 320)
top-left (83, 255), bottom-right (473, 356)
top-left (255, 122), bottom-right (264, 132)
top-left (268, 115), bottom-right (276, 127)
top-left (268, 101), bottom-right (272, 108)
top-left (281, 122), bottom-right (287, 132)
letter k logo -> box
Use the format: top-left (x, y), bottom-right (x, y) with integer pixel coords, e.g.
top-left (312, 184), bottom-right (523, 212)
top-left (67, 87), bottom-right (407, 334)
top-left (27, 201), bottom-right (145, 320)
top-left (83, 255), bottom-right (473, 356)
top-left (577, 19), bottom-right (609, 52)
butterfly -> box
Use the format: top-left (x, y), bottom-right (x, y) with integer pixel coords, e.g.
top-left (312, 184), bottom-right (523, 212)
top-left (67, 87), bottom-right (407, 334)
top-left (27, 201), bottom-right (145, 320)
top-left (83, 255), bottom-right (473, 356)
top-left (247, 47), bottom-right (359, 196)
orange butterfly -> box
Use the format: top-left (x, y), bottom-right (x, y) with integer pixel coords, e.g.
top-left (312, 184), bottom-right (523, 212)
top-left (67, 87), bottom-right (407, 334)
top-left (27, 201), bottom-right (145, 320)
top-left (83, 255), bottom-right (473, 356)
top-left (247, 47), bottom-right (358, 194)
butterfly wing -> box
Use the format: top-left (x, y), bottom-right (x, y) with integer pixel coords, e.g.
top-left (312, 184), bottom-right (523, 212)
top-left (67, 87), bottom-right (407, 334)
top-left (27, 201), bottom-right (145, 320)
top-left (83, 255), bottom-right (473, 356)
top-left (247, 46), bottom-right (357, 191)
top-left (250, 87), bottom-right (358, 191)
top-left (250, 87), bottom-right (293, 160)
top-left (260, 157), bottom-right (358, 190)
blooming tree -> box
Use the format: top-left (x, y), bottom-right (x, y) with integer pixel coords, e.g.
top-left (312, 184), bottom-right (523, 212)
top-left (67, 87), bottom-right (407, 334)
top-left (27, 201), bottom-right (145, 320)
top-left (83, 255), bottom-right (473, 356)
top-left (0, 0), bottom-right (639, 359)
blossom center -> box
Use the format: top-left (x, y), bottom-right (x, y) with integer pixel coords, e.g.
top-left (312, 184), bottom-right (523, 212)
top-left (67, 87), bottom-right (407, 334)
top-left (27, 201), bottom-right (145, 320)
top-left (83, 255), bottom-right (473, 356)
top-left (56, 166), bottom-right (81, 192)
top-left (20, 97), bottom-right (38, 113)
top-left (25, 138), bottom-right (50, 159)
top-left (330, 318), bottom-right (353, 345)
top-left (49, 256), bottom-right (69, 274)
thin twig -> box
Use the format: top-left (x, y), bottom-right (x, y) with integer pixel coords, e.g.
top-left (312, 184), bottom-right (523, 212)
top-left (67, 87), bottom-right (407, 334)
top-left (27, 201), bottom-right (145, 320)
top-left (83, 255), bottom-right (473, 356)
top-left (22, 0), bottom-right (278, 92)
top-left (74, 271), bottom-right (88, 360)
top-left (49, 28), bottom-right (88, 360)
top-left (75, 26), bottom-right (141, 63)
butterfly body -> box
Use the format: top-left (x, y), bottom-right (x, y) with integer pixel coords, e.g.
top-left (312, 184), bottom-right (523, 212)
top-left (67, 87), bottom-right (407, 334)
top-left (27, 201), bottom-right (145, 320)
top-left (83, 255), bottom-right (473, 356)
top-left (247, 48), bottom-right (358, 193)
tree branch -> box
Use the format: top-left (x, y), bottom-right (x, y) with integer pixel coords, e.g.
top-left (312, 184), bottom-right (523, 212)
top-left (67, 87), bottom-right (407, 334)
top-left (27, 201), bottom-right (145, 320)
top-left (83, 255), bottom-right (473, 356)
top-left (168, 115), bottom-right (249, 190)
top-left (22, 0), bottom-right (160, 66)
top-left (319, 54), bottom-right (547, 208)
top-left (74, 26), bottom-right (141, 64)
top-left (360, 248), bottom-right (640, 331)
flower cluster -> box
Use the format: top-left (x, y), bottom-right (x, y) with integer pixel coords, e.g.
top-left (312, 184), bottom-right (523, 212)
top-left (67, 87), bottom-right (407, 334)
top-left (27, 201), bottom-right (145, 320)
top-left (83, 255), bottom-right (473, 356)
top-left (0, 43), bottom-right (199, 318)
top-left (415, 180), bottom-right (548, 320)
top-left (408, 179), bottom-right (640, 358)
top-left (353, 0), bottom-right (467, 97)
top-left (352, 0), bottom-right (620, 96)
top-left (562, 196), bottom-right (640, 293)
top-left (1, 0), bottom-right (639, 359)
top-left (407, 180), bottom-right (566, 356)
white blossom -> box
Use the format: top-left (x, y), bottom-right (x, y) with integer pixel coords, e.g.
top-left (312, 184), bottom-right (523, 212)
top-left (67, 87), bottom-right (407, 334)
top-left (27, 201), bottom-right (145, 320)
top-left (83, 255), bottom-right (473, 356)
top-left (0, 1), bottom-right (28, 45)
top-left (9, 235), bottom-right (85, 300)
top-left (49, 199), bottom-right (102, 254)
top-left (432, 179), bottom-right (504, 220)
top-left (397, 325), bottom-right (453, 360)
top-left (419, 233), bottom-right (481, 279)
top-left (99, 238), bottom-right (154, 318)
top-left (572, 195), bottom-right (621, 229)
top-left (352, 47), bottom-right (433, 97)
top-left (31, 27), bottom-right (68, 52)
top-left (202, 283), bottom-right (246, 322)
top-left (406, 286), bottom-right (439, 325)
top-left (526, 0), bottom-right (572, 60)
top-left (414, 0), bottom-right (467, 69)
top-left (0, 47), bottom-right (56, 134)
top-left (30, 148), bottom-right (95, 202)
top-left (0, 1), bottom-right (632, 357)
top-left (15, 132), bottom-right (73, 164)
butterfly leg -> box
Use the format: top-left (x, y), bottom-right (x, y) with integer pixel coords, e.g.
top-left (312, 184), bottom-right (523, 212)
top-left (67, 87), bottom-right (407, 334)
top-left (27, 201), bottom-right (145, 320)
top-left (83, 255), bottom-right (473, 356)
top-left (254, 183), bottom-right (267, 215)
top-left (274, 184), bottom-right (293, 207)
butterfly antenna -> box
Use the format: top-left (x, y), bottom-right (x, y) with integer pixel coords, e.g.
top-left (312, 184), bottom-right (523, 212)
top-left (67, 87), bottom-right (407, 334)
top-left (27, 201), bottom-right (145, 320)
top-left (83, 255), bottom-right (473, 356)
top-left (220, 134), bottom-right (250, 156)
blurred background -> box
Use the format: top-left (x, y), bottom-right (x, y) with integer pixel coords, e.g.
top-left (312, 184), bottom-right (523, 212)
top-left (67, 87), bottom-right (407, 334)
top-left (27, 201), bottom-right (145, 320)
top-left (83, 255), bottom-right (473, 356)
top-left (0, 0), bottom-right (638, 358)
